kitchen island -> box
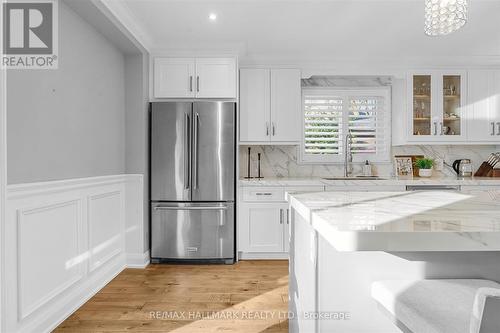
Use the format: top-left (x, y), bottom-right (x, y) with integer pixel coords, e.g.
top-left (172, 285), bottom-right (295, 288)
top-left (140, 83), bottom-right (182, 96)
top-left (287, 190), bottom-right (500, 333)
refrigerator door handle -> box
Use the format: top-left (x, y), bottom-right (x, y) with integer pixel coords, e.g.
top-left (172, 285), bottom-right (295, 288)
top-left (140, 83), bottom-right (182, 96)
top-left (154, 206), bottom-right (228, 211)
top-left (193, 112), bottom-right (200, 189)
top-left (185, 113), bottom-right (190, 189)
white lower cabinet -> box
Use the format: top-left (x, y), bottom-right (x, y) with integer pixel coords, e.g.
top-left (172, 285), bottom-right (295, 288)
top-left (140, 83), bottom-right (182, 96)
top-left (238, 202), bottom-right (288, 254)
top-left (238, 186), bottom-right (323, 259)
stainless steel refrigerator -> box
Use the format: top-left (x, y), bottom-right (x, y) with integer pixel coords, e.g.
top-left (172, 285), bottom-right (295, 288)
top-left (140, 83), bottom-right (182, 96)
top-left (150, 101), bottom-right (236, 264)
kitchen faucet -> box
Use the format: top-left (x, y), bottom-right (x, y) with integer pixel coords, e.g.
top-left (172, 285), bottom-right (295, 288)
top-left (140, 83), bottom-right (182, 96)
top-left (344, 132), bottom-right (353, 177)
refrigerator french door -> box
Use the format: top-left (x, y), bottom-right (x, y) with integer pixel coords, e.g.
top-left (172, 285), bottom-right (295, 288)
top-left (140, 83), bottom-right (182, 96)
top-left (150, 101), bottom-right (236, 263)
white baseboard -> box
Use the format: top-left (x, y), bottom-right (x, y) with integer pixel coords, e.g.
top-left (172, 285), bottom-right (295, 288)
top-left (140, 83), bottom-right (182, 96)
top-left (35, 257), bottom-right (126, 333)
top-left (126, 251), bottom-right (150, 268)
top-left (2, 174), bottom-right (147, 333)
top-left (238, 252), bottom-right (289, 260)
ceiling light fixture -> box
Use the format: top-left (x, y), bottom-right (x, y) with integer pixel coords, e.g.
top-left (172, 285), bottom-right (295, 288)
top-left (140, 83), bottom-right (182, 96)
top-left (424, 0), bottom-right (468, 36)
top-left (209, 13), bottom-right (217, 22)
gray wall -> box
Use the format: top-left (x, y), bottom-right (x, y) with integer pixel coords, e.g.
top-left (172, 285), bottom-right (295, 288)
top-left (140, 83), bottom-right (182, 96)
top-left (125, 54), bottom-right (150, 249)
top-left (7, 1), bottom-right (125, 184)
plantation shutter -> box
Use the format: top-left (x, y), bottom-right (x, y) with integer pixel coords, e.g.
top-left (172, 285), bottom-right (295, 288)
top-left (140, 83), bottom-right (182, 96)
top-left (301, 88), bottom-right (391, 163)
top-left (303, 95), bottom-right (344, 156)
top-left (348, 95), bottom-right (389, 158)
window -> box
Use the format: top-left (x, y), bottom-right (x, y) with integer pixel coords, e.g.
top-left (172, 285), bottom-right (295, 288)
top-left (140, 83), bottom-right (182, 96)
top-left (300, 88), bottom-right (391, 163)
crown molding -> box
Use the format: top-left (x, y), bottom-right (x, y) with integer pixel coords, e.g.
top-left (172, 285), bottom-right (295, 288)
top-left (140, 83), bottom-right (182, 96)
top-left (150, 42), bottom-right (247, 57)
top-left (92, 0), bottom-right (153, 53)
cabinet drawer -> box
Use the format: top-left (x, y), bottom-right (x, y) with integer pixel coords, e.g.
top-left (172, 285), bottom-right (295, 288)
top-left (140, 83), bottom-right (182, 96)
top-left (242, 188), bottom-right (285, 202)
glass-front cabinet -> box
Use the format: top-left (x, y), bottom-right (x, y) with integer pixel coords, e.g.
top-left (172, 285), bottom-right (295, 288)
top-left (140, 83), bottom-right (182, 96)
top-left (409, 71), bottom-right (466, 142)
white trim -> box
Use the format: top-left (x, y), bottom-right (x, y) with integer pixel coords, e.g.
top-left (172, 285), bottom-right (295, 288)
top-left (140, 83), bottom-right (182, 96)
top-left (4, 174), bottom-right (146, 333)
top-left (241, 55), bottom-right (500, 71)
top-left (33, 258), bottom-right (125, 333)
top-left (91, 0), bottom-right (152, 52)
top-left (7, 174), bottom-right (134, 198)
top-left (87, 191), bottom-right (123, 273)
top-left (17, 199), bottom-right (84, 320)
top-left (126, 251), bottom-right (151, 268)
top-left (0, 1), bottom-right (7, 330)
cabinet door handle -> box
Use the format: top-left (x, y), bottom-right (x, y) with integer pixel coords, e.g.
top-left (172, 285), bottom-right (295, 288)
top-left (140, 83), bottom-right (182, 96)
top-left (196, 76), bottom-right (200, 92)
top-left (497, 122), bottom-right (500, 136)
top-left (255, 192), bottom-right (272, 196)
top-left (440, 122), bottom-right (444, 135)
top-left (279, 209), bottom-right (283, 224)
top-left (433, 122), bottom-right (438, 136)
top-left (189, 76), bottom-right (193, 92)
top-left (266, 122), bottom-right (269, 136)
top-left (286, 209), bottom-right (289, 225)
top-left (272, 122), bottom-right (276, 136)
top-left (492, 122), bottom-right (496, 136)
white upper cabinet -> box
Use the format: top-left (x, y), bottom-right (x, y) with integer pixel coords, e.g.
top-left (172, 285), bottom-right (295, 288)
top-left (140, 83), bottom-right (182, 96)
top-left (239, 68), bottom-right (301, 143)
top-left (407, 71), bottom-right (467, 143)
top-left (195, 58), bottom-right (237, 98)
top-left (154, 58), bottom-right (195, 98)
top-left (467, 70), bottom-right (500, 142)
top-left (153, 57), bottom-right (237, 99)
top-left (240, 69), bottom-right (271, 142)
top-left (271, 69), bottom-right (302, 142)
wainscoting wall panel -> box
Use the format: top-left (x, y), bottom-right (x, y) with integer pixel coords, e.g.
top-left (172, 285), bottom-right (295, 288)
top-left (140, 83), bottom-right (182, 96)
top-left (88, 191), bottom-right (123, 273)
top-left (17, 199), bottom-right (83, 320)
top-left (3, 174), bottom-right (146, 333)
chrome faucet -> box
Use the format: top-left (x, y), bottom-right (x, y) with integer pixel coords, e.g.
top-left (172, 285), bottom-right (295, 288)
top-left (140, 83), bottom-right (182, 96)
top-left (344, 132), bottom-right (353, 177)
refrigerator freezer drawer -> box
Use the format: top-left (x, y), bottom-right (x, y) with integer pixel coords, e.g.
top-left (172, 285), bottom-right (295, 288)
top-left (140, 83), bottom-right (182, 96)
top-left (151, 202), bottom-right (234, 260)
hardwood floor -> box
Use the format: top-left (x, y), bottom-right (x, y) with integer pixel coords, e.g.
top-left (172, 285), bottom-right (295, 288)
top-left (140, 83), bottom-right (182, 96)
top-left (55, 260), bottom-right (289, 332)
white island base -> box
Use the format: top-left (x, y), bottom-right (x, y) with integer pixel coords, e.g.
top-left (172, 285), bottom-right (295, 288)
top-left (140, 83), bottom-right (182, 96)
top-left (288, 191), bottom-right (500, 333)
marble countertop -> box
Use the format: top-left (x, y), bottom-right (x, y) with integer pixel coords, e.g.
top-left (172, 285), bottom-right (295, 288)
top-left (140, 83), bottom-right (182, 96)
top-left (288, 190), bottom-right (500, 252)
top-left (239, 176), bottom-right (500, 187)
top-left (238, 177), bottom-right (325, 187)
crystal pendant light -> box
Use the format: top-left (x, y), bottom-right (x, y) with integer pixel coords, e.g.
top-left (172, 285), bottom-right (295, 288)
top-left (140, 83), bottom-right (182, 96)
top-left (424, 0), bottom-right (468, 36)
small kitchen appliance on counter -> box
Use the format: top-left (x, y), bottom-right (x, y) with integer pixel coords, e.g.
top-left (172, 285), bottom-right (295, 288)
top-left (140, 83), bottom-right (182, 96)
top-left (452, 159), bottom-right (473, 177)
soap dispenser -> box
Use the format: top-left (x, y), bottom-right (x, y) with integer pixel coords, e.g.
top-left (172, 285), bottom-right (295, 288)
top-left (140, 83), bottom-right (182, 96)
top-left (363, 160), bottom-right (372, 177)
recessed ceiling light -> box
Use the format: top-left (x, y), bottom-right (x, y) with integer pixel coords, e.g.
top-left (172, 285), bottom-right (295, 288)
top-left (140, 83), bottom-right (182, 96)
top-left (209, 13), bottom-right (217, 21)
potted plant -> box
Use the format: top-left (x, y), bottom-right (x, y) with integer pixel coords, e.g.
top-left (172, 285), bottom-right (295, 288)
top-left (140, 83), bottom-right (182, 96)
top-left (415, 158), bottom-right (434, 177)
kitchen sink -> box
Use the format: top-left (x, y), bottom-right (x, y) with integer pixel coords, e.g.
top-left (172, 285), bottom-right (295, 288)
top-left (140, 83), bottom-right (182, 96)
top-left (322, 176), bottom-right (387, 180)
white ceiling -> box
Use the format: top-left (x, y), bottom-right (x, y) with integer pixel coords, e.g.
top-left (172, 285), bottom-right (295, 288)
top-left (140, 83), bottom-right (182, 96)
top-left (118, 0), bottom-right (500, 62)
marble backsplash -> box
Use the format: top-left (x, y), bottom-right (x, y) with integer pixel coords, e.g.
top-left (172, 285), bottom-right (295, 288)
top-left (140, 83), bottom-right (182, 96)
top-left (239, 145), bottom-right (500, 178)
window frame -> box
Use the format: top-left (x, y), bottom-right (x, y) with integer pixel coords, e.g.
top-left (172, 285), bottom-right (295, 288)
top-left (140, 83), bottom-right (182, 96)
top-left (299, 87), bottom-right (392, 164)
